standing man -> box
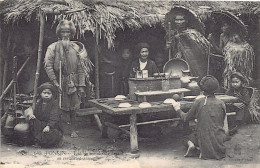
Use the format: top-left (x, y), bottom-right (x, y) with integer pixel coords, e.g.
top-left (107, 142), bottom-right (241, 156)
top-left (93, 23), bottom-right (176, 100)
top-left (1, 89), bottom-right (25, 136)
top-left (165, 7), bottom-right (210, 79)
top-left (44, 20), bottom-right (86, 138)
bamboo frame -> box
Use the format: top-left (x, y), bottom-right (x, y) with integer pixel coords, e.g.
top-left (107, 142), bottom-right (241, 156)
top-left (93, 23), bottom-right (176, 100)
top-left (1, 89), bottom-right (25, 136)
top-left (0, 56), bottom-right (31, 102)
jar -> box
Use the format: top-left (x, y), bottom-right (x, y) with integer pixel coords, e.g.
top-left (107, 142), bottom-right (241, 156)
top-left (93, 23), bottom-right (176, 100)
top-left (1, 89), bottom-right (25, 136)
top-left (162, 79), bottom-right (170, 91)
top-left (14, 118), bottom-right (29, 134)
top-left (187, 81), bottom-right (200, 95)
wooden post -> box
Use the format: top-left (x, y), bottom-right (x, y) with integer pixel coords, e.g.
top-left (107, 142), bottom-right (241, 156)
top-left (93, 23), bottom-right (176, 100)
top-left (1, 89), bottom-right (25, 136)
top-left (130, 113), bottom-right (138, 154)
top-left (94, 25), bottom-right (100, 99)
top-left (0, 57), bottom-right (2, 95)
top-left (256, 14), bottom-right (260, 85)
top-left (32, 11), bottom-right (45, 110)
top-left (0, 20), bottom-right (2, 95)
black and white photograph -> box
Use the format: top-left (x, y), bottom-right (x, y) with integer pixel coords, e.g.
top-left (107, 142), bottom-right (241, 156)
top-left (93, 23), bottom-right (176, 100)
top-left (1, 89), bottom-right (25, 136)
top-left (0, 0), bottom-right (259, 167)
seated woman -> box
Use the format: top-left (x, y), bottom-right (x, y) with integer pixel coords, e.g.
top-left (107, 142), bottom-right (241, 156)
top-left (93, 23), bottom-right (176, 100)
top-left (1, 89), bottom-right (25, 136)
top-left (225, 72), bottom-right (255, 134)
top-left (129, 42), bottom-right (158, 78)
top-left (28, 82), bottom-right (63, 148)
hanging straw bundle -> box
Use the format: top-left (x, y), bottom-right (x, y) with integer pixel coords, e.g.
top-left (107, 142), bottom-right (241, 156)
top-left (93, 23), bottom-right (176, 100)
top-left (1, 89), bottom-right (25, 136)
top-left (223, 41), bottom-right (255, 87)
top-left (248, 88), bottom-right (260, 123)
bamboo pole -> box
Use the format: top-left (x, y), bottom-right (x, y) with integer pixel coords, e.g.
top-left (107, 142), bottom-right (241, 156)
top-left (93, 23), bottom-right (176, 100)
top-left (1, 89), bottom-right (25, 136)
top-left (32, 12), bottom-right (45, 110)
top-left (0, 20), bottom-right (2, 95)
top-left (168, 22), bottom-right (172, 61)
top-left (119, 118), bottom-right (182, 128)
top-left (59, 61), bottom-right (62, 108)
top-left (12, 56), bottom-right (17, 122)
top-left (2, 59), bottom-right (7, 93)
top-left (0, 56), bottom-right (31, 102)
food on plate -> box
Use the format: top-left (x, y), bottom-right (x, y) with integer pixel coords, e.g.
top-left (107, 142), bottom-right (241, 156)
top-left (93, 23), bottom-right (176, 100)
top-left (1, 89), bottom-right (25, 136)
top-left (139, 102), bottom-right (152, 108)
top-left (115, 95), bottom-right (127, 100)
top-left (118, 102), bottom-right (132, 108)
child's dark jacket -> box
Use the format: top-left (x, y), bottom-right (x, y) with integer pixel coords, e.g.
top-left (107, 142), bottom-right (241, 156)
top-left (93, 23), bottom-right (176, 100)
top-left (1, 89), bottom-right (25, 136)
top-left (30, 98), bottom-right (63, 147)
top-left (226, 86), bottom-right (251, 122)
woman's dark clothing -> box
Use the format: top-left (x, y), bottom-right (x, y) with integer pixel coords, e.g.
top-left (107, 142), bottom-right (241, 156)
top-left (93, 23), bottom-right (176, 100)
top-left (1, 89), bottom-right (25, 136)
top-left (177, 95), bottom-right (226, 160)
top-left (30, 99), bottom-right (63, 148)
top-left (119, 58), bottom-right (132, 95)
top-left (129, 59), bottom-right (158, 78)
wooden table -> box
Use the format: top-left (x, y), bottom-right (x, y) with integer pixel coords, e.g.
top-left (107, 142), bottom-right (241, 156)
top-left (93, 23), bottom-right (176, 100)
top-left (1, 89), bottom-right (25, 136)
top-left (89, 95), bottom-right (239, 155)
top-left (135, 88), bottom-right (191, 102)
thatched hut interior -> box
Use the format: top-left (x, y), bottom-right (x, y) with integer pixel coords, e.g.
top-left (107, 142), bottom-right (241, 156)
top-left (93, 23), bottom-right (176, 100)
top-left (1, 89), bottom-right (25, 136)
top-left (0, 0), bottom-right (259, 111)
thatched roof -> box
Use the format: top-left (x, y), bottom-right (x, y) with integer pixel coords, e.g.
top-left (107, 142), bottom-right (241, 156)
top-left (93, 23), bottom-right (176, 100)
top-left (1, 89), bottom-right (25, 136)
top-left (0, 0), bottom-right (259, 48)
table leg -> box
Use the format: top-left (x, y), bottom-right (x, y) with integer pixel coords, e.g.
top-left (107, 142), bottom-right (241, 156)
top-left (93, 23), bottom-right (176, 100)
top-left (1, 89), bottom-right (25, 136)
top-left (101, 113), bottom-right (110, 138)
top-left (130, 113), bottom-right (138, 154)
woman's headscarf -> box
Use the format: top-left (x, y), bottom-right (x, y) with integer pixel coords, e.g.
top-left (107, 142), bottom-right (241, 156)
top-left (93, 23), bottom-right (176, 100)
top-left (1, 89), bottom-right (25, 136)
top-left (136, 42), bottom-right (150, 53)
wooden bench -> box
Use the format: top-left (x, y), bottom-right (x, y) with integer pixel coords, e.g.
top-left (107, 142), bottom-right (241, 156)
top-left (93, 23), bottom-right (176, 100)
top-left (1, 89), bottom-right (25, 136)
top-left (76, 107), bottom-right (102, 132)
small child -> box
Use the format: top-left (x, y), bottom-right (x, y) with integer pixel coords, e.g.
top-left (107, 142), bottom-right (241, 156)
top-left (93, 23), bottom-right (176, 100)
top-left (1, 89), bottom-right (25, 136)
top-left (119, 48), bottom-right (132, 95)
top-left (225, 72), bottom-right (251, 134)
top-left (28, 82), bottom-right (63, 148)
top-left (172, 75), bottom-right (227, 160)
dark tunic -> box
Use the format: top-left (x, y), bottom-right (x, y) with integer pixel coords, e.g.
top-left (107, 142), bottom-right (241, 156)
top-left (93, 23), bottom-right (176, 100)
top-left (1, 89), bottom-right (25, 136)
top-left (30, 99), bottom-right (63, 148)
top-left (177, 95), bottom-right (226, 159)
top-left (99, 51), bottom-right (121, 98)
top-left (129, 59), bottom-right (158, 78)
top-left (225, 86), bottom-right (251, 123)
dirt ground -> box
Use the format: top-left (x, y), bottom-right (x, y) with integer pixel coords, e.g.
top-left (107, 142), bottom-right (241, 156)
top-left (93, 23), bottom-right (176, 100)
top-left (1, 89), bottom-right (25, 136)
top-left (1, 115), bottom-right (260, 168)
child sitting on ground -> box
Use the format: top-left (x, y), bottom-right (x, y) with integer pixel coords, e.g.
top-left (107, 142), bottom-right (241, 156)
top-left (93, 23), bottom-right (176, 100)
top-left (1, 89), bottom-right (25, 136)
top-left (28, 82), bottom-right (63, 148)
top-left (172, 75), bottom-right (228, 160)
top-left (225, 72), bottom-right (252, 134)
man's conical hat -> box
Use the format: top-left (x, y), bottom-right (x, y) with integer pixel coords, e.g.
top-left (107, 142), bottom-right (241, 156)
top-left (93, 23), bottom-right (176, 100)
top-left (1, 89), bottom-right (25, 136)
top-left (165, 6), bottom-right (205, 35)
